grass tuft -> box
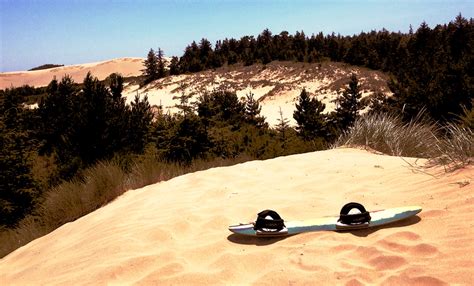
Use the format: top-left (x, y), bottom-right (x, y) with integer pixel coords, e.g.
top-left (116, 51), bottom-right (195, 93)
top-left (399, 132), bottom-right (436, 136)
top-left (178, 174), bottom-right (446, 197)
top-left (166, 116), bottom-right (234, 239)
top-left (434, 123), bottom-right (473, 169)
top-left (335, 113), bottom-right (439, 158)
top-left (335, 112), bottom-right (473, 169)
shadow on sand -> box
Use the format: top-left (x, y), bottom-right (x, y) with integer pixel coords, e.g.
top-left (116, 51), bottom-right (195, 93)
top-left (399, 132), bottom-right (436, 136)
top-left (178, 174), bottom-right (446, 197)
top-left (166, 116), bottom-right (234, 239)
top-left (345, 215), bottom-right (421, 237)
top-left (227, 233), bottom-right (296, 246)
top-left (227, 215), bottom-right (421, 245)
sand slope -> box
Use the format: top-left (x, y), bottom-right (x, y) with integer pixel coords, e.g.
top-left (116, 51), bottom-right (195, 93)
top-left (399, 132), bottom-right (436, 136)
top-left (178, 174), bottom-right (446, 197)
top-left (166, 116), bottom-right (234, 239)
top-left (0, 58), bottom-right (144, 89)
top-left (0, 148), bottom-right (472, 285)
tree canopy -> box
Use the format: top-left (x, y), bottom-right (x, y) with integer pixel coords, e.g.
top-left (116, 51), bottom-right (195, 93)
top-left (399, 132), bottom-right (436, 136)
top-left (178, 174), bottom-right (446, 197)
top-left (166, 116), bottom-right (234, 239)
top-left (145, 14), bottom-right (472, 123)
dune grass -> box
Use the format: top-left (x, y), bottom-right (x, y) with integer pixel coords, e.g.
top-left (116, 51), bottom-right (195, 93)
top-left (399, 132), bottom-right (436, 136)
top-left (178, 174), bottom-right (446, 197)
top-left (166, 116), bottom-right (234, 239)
top-left (335, 112), bottom-right (473, 169)
top-left (435, 123), bottom-right (474, 169)
top-left (0, 154), bottom-right (251, 258)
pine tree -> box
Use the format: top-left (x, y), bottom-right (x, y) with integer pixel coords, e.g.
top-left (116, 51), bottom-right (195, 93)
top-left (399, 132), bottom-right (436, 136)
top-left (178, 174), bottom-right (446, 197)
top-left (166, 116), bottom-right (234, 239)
top-left (244, 92), bottom-right (267, 128)
top-left (142, 48), bottom-right (159, 85)
top-left (196, 91), bottom-right (214, 128)
top-left (293, 88), bottom-right (326, 140)
top-left (196, 89), bottom-right (245, 128)
top-left (275, 31), bottom-right (292, 61)
top-left (199, 38), bottom-right (213, 69)
top-left (163, 114), bottom-right (209, 164)
top-left (106, 73), bottom-right (128, 153)
top-left (334, 74), bottom-right (362, 131)
top-left (127, 94), bottom-right (153, 153)
top-left (293, 31), bottom-right (308, 62)
top-left (0, 89), bottom-right (37, 226)
top-left (276, 107), bottom-right (291, 144)
top-left (169, 56), bottom-right (180, 75)
top-left (75, 73), bottom-right (130, 166)
top-left (37, 76), bottom-right (77, 173)
top-left (173, 84), bottom-right (194, 118)
top-left (108, 73), bottom-right (124, 100)
top-left (181, 41), bottom-right (204, 72)
top-left (156, 48), bottom-right (166, 79)
top-left (161, 88), bottom-right (210, 163)
top-left (257, 29), bottom-right (274, 64)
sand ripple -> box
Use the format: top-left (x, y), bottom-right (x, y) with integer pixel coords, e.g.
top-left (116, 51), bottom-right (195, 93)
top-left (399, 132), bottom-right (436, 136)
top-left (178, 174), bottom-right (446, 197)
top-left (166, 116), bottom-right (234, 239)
top-left (0, 149), bottom-right (472, 285)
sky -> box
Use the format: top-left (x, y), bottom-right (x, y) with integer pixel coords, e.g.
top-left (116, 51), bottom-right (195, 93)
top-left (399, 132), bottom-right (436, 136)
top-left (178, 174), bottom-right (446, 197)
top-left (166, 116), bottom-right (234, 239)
top-left (0, 0), bottom-right (472, 72)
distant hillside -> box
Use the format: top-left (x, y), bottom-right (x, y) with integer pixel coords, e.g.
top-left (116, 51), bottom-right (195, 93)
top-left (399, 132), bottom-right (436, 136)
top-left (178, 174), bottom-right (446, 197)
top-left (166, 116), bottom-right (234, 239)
top-left (1, 56), bottom-right (389, 126)
top-left (28, 64), bottom-right (64, 71)
top-left (0, 57), bottom-right (144, 89)
top-left (124, 60), bottom-right (390, 126)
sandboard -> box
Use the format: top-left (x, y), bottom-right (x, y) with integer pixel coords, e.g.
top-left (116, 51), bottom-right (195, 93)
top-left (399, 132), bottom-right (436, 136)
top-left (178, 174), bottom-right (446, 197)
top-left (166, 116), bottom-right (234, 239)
top-left (228, 206), bottom-right (421, 237)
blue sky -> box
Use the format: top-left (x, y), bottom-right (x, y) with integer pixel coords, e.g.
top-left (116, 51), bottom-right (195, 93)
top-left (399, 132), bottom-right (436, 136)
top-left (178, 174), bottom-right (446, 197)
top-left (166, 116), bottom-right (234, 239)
top-left (1, 0), bottom-right (472, 72)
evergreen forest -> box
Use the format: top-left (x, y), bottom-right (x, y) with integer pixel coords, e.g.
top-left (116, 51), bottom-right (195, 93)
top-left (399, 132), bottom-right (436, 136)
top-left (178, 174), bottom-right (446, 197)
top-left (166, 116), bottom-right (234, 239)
top-left (1, 15), bottom-right (472, 233)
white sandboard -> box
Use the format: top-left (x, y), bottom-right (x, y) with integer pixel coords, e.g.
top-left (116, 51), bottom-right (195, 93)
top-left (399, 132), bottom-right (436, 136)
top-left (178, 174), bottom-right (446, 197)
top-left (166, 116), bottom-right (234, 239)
top-left (229, 206), bottom-right (421, 237)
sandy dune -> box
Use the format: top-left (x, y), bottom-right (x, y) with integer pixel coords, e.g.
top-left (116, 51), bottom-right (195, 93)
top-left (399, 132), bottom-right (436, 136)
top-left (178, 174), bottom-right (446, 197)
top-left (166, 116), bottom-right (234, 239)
top-left (124, 62), bottom-right (389, 126)
top-left (1, 58), bottom-right (388, 127)
top-left (0, 58), bottom-right (144, 89)
top-left (0, 148), bottom-right (472, 285)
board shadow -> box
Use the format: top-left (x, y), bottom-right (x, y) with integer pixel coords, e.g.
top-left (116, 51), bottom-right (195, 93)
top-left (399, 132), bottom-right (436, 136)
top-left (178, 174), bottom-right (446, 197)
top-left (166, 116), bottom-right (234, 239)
top-left (227, 233), bottom-right (296, 246)
top-left (344, 215), bottom-right (422, 237)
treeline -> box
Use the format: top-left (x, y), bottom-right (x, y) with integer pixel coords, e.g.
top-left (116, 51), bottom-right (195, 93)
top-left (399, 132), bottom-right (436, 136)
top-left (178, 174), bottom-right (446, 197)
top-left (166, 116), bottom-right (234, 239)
top-left (28, 64), bottom-right (64, 71)
top-left (143, 14), bottom-right (472, 122)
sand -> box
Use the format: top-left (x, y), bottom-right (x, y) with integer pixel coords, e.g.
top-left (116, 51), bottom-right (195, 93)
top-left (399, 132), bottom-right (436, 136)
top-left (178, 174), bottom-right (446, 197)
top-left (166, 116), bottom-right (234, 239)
top-left (0, 148), bottom-right (472, 285)
top-left (123, 63), bottom-right (389, 127)
top-left (0, 58), bottom-right (144, 89)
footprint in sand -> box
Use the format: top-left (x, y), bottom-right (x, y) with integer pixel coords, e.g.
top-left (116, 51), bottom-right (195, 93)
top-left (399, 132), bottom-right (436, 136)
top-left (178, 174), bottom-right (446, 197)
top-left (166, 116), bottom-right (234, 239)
top-left (383, 274), bottom-right (448, 286)
top-left (368, 255), bottom-right (406, 270)
top-left (421, 209), bottom-right (446, 218)
top-left (345, 278), bottom-right (365, 286)
top-left (377, 231), bottom-right (439, 257)
top-left (385, 230), bottom-right (421, 241)
top-left (330, 244), bottom-right (357, 252)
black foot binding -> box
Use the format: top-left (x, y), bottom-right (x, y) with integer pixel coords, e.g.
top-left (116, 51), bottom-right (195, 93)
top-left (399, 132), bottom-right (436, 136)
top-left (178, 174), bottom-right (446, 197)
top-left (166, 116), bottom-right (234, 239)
top-left (254, 210), bottom-right (288, 235)
top-left (336, 202), bottom-right (371, 230)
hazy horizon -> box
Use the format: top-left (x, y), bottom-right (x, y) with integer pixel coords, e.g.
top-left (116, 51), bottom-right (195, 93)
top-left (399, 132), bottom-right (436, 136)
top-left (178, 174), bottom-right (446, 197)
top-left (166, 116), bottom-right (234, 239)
top-left (1, 0), bottom-right (472, 72)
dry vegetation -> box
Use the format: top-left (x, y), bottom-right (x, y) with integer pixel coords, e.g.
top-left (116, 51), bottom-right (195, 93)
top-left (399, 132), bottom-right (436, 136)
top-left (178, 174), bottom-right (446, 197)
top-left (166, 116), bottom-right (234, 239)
top-left (0, 153), bottom-right (251, 258)
top-left (335, 112), bottom-right (473, 170)
top-left (131, 61), bottom-right (390, 102)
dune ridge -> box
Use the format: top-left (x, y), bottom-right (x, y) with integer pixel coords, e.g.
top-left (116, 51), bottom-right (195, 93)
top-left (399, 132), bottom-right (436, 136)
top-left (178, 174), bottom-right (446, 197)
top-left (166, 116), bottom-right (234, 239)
top-left (0, 57), bottom-right (144, 89)
top-left (1, 58), bottom-right (389, 127)
top-left (124, 62), bottom-right (390, 126)
top-left (0, 148), bottom-right (472, 285)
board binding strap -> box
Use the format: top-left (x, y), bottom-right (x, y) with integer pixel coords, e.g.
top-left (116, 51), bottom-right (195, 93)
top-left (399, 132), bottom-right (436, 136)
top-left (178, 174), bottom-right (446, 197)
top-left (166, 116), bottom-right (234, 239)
top-left (335, 202), bottom-right (372, 230)
top-left (253, 203), bottom-right (372, 234)
top-left (254, 209), bottom-right (289, 235)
